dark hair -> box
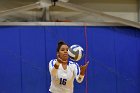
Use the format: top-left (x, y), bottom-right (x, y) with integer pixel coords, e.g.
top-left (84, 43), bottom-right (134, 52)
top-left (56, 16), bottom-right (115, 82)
top-left (57, 41), bottom-right (67, 52)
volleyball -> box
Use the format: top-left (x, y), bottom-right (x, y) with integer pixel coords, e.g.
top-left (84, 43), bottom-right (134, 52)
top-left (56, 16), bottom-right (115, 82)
top-left (68, 45), bottom-right (84, 61)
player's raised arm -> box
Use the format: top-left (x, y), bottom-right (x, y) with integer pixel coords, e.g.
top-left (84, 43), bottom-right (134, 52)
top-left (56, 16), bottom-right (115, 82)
top-left (49, 59), bottom-right (59, 77)
top-left (76, 62), bottom-right (89, 83)
top-left (49, 56), bottom-right (67, 77)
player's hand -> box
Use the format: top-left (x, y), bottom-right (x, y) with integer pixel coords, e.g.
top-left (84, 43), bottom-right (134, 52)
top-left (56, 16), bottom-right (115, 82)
top-left (57, 54), bottom-right (67, 63)
top-left (80, 61), bottom-right (89, 76)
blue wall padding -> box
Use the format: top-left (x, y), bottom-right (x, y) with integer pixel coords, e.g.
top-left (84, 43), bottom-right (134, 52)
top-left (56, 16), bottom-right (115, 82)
top-left (87, 27), bottom-right (117, 93)
top-left (114, 27), bottom-right (138, 93)
top-left (0, 26), bottom-right (139, 93)
top-left (0, 27), bottom-right (21, 93)
top-left (135, 29), bottom-right (140, 93)
top-left (19, 27), bottom-right (47, 93)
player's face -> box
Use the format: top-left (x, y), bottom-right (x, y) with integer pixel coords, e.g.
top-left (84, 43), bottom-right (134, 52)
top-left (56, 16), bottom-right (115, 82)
top-left (58, 45), bottom-right (69, 61)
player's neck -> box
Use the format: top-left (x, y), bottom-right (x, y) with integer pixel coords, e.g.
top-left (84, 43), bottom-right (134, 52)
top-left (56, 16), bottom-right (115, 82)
top-left (62, 63), bottom-right (67, 70)
top-left (61, 59), bottom-right (68, 65)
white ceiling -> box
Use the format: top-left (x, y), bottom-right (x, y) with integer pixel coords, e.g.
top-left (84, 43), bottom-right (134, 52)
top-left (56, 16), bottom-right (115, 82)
top-left (0, 0), bottom-right (138, 22)
top-left (0, 0), bottom-right (137, 11)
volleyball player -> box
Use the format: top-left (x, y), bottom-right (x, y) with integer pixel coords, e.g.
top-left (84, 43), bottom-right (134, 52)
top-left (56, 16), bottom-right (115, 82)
top-left (49, 41), bottom-right (89, 93)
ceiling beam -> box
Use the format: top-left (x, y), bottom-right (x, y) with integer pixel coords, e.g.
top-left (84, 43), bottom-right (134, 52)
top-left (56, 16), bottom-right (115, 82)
top-left (0, 2), bottom-right (40, 17)
top-left (0, 1), bottom-right (139, 28)
top-left (56, 1), bottom-right (140, 28)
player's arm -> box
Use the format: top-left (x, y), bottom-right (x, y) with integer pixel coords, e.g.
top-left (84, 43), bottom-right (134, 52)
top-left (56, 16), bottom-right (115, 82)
top-left (74, 63), bottom-right (84, 83)
top-left (49, 60), bottom-right (60, 77)
top-left (76, 74), bottom-right (84, 83)
top-left (75, 62), bottom-right (89, 83)
top-left (49, 57), bottom-right (66, 77)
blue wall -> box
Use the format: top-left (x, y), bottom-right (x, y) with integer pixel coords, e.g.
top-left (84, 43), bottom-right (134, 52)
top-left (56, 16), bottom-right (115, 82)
top-left (0, 26), bottom-right (139, 93)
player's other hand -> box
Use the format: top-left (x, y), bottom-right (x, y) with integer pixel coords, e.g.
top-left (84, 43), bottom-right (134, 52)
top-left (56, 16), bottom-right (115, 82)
top-left (57, 54), bottom-right (67, 63)
top-left (80, 61), bottom-right (89, 76)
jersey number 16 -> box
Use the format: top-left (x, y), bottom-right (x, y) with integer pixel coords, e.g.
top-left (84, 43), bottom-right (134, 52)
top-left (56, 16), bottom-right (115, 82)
top-left (60, 78), bottom-right (67, 85)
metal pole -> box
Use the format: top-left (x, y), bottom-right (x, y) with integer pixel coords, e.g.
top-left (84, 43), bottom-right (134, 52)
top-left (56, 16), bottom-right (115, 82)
top-left (40, 0), bottom-right (51, 21)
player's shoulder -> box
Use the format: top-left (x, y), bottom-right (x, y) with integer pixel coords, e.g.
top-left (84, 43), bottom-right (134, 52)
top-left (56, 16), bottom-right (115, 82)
top-left (68, 61), bottom-right (79, 67)
top-left (49, 59), bottom-right (57, 64)
top-left (50, 59), bottom-right (57, 61)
